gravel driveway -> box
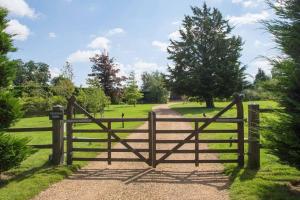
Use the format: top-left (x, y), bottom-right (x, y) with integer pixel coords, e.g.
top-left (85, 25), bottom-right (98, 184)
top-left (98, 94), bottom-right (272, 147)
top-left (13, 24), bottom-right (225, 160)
top-left (33, 104), bottom-right (229, 200)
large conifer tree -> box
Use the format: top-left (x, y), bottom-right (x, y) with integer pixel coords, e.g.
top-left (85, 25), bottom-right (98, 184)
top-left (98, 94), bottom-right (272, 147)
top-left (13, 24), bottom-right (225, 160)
top-left (264, 0), bottom-right (300, 164)
top-left (168, 3), bottom-right (246, 108)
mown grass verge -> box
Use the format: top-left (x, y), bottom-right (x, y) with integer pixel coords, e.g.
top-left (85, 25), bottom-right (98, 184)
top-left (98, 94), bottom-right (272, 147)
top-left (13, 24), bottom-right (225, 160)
top-left (0, 104), bottom-right (154, 200)
top-left (170, 101), bottom-right (300, 200)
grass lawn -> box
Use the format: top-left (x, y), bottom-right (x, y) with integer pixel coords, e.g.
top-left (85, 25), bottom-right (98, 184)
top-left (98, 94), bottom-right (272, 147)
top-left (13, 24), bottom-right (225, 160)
top-left (170, 101), bottom-right (300, 200)
top-left (0, 104), bottom-right (154, 200)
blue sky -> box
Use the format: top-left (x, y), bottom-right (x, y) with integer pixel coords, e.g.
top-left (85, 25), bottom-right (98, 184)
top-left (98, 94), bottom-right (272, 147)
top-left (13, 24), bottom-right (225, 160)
top-left (1, 0), bottom-right (279, 86)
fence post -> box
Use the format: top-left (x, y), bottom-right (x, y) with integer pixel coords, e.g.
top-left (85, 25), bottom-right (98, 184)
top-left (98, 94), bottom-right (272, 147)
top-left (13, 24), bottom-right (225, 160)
top-left (152, 112), bottom-right (157, 168)
top-left (248, 104), bottom-right (260, 169)
top-left (107, 121), bottom-right (112, 165)
top-left (66, 96), bottom-right (75, 165)
top-left (51, 105), bottom-right (64, 165)
top-left (195, 122), bottom-right (199, 167)
top-left (148, 112), bottom-right (153, 167)
top-left (236, 95), bottom-right (244, 167)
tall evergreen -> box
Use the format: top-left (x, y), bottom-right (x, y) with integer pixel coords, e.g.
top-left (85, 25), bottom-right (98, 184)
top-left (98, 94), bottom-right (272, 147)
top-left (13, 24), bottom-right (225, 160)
top-left (254, 68), bottom-right (270, 85)
top-left (0, 8), bottom-right (22, 129)
top-left (168, 3), bottom-right (246, 108)
top-left (264, 0), bottom-right (300, 164)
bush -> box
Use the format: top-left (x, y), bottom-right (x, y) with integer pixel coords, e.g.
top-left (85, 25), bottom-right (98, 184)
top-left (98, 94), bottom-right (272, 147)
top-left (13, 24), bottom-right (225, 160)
top-left (0, 92), bottom-right (22, 129)
top-left (0, 133), bottom-right (32, 175)
top-left (50, 95), bottom-right (67, 108)
top-left (21, 96), bottom-right (50, 116)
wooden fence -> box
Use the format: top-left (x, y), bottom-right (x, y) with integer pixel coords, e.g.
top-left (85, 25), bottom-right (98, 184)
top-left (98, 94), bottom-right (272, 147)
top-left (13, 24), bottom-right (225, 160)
top-left (4, 97), bottom-right (263, 169)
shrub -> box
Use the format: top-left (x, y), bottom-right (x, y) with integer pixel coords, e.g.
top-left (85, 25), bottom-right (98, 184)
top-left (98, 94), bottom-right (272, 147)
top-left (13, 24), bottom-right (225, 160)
top-left (0, 92), bottom-right (22, 129)
top-left (0, 133), bottom-right (32, 176)
top-left (50, 95), bottom-right (67, 108)
top-left (21, 96), bottom-right (50, 116)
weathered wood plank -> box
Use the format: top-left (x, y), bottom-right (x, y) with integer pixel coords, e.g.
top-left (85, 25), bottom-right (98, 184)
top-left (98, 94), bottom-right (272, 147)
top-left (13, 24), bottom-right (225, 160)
top-left (5, 127), bottom-right (52, 132)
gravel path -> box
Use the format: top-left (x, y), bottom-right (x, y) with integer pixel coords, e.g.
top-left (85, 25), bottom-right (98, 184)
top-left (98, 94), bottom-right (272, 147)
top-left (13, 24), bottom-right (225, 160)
top-left (33, 104), bottom-right (229, 200)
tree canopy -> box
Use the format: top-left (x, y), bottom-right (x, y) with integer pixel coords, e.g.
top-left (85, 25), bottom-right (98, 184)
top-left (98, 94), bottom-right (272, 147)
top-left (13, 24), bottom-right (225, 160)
top-left (141, 71), bottom-right (169, 104)
top-left (124, 72), bottom-right (143, 106)
top-left (88, 52), bottom-right (126, 103)
top-left (168, 3), bottom-right (246, 108)
top-left (263, 0), bottom-right (300, 165)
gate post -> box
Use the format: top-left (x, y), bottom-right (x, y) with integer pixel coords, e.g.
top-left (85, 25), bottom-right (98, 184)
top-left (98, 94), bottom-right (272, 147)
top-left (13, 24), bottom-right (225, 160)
top-left (248, 104), bottom-right (260, 169)
top-left (66, 96), bottom-right (75, 165)
top-left (148, 112), bottom-right (153, 167)
top-left (152, 112), bottom-right (157, 168)
top-left (51, 105), bottom-right (64, 165)
top-left (236, 95), bottom-right (244, 167)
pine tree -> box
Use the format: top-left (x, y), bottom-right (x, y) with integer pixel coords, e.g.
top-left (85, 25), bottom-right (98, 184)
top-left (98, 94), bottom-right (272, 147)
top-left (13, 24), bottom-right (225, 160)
top-left (254, 68), bottom-right (270, 85)
top-left (0, 8), bottom-right (22, 129)
top-left (168, 3), bottom-right (246, 108)
top-left (124, 72), bottom-right (143, 106)
top-left (264, 0), bottom-right (300, 164)
top-left (88, 52), bottom-right (126, 103)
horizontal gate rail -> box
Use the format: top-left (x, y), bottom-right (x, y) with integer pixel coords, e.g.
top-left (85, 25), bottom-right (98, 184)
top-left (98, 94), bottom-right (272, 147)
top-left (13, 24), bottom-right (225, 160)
top-left (72, 129), bottom-right (148, 133)
top-left (72, 158), bottom-right (145, 162)
top-left (158, 159), bottom-right (238, 163)
top-left (66, 118), bottom-right (148, 123)
top-left (155, 129), bottom-right (238, 134)
top-left (71, 148), bottom-right (237, 153)
top-left (155, 118), bottom-right (243, 123)
top-left (72, 148), bottom-right (149, 152)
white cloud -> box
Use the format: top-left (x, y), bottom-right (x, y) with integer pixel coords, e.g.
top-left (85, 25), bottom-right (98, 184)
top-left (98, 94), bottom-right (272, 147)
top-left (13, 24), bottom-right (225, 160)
top-left (87, 37), bottom-right (110, 49)
top-left (169, 30), bottom-right (181, 40)
top-left (0, 0), bottom-right (36, 18)
top-left (106, 28), bottom-right (125, 36)
top-left (254, 40), bottom-right (273, 48)
top-left (133, 60), bottom-right (159, 70)
top-left (227, 11), bottom-right (270, 25)
top-left (5, 19), bottom-right (30, 41)
top-left (152, 41), bottom-right (168, 52)
top-left (67, 50), bottom-right (101, 63)
top-left (172, 21), bottom-right (181, 25)
top-left (48, 32), bottom-right (57, 38)
top-left (232, 0), bottom-right (264, 8)
top-left (249, 59), bottom-right (272, 76)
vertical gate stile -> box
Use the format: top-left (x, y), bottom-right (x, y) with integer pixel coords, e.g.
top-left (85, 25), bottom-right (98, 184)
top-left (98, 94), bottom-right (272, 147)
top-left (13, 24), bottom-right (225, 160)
top-left (195, 122), bottom-right (199, 167)
top-left (152, 112), bottom-right (157, 168)
top-left (66, 96), bottom-right (75, 165)
top-left (108, 121), bottom-right (112, 165)
top-left (236, 95), bottom-right (244, 167)
top-left (148, 112), bottom-right (153, 166)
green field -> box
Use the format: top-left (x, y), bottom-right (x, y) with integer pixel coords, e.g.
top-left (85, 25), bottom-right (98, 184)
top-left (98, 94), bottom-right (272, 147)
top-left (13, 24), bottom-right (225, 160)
top-left (170, 101), bottom-right (300, 200)
top-left (0, 104), bottom-right (154, 200)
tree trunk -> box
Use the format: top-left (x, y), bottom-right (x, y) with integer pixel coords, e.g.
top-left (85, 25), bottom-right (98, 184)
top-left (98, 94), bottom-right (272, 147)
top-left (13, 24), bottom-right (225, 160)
top-left (204, 96), bottom-right (215, 108)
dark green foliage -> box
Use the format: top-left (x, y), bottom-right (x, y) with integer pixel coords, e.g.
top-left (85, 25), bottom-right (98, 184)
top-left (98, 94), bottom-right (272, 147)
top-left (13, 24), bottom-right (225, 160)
top-left (0, 133), bottom-right (32, 174)
top-left (168, 3), bottom-right (246, 108)
top-left (254, 68), bottom-right (270, 85)
top-left (141, 71), bottom-right (169, 103)
top-left (14, 60), bottom-right (51, 86)
top-left (0, 92), bottom-right (22, 129)
top-left (263, 0), bottom-right (300, 165)
top-left (88, 52), bottom-right (126, 103)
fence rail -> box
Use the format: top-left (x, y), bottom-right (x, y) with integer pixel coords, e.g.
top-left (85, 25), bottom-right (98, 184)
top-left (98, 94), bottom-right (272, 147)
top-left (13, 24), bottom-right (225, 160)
top-left (2, 96), bottom-right (262, 169)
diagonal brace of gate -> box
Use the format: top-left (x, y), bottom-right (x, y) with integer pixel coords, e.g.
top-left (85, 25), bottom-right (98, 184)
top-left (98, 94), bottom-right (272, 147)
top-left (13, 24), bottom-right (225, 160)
top-left (156, 95), bottom-right (242, 165)
top-left (72, 101), bottom-right (148, 163)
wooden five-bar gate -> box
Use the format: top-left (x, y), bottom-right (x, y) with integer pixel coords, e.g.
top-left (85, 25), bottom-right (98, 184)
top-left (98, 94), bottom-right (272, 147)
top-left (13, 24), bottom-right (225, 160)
top-left (65, 95), bottom-right (245, 168)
